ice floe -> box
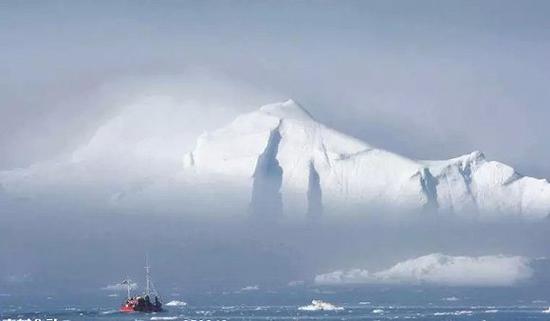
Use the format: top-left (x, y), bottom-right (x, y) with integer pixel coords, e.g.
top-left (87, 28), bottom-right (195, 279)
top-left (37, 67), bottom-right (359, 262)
top-left (165, 300), bottom-right (187, 307)
top-left (298, 300), bottom-right (344, 311)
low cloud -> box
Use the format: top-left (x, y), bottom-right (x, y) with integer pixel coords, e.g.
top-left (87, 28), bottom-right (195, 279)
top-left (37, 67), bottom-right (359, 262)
top-left (315, 254), bottom-right (533, 287)
top-left (240, 285), bottom-right (259, 291)
top-left (3, 274), bottom-right (33, 285)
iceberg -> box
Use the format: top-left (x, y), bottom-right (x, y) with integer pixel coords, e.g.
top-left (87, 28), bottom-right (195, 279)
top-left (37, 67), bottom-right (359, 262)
top-left (184, 99), bottom-right (550, 220)
top-left (298, 300), bottom-right (344, 311)
top-left (2, 99), bottom-right (550, 221)
top-left (315, 253), bottom-right (533, 286)
top-left (165, 300), bottom-right (187, 307)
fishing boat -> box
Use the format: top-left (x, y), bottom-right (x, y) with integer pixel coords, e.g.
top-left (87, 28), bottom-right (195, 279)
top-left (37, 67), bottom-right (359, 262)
top-left (119, 257), bottom-right (163, 313)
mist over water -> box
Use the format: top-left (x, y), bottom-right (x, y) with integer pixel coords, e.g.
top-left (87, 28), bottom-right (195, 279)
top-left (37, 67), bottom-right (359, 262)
top-left (1, 205), bottom-right (549, 296)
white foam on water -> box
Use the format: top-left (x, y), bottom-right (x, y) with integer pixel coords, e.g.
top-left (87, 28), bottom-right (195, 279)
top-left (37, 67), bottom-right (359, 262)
top-left (195, 310), bottom-right (214, 315)
top-left (221, 306), bottom-right (237, 310)
top-left (101, 309), bottom-right (119, 315)
top-left (434, 310), bottom-right (473, 316)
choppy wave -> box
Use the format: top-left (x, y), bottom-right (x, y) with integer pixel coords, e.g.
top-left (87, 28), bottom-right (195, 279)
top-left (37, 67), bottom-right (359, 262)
top-left (2, 301), bottom-right (550, 321)
top-left (100, 309), bottom-right (119, 315)
top-left (150, 317), bottom-right (179, 321)
top-left (433, 310), bottom-right (473, 316)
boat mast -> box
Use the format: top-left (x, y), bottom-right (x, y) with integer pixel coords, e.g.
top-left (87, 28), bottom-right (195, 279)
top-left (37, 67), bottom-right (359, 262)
top-left (123, 276), bottom-right (132, 299)
top-left (145, 254), bottom-right (151, 296)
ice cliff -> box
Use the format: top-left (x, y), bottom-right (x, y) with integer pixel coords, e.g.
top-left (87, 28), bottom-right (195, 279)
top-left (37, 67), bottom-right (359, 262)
top-left (183, 99), bottom-right (550, 220)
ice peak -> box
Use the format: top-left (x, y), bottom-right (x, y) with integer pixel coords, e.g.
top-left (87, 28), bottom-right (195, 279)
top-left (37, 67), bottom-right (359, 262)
top-left (469, 150), bottom-right (486, 161)
top-left (259, 99), bottom-right (314, 121)
top-left (437, 150), bottom-right (486, 166)
top-left (450, 150), bottom-right (486, 164)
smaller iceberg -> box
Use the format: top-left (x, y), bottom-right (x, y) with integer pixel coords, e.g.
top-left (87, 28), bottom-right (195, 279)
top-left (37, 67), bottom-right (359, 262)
top-left (165, 300), bottom-right (187, 307)
top-left (240, 285), bottom-right (259, 291)
top-left (543, 307), bottom-right (550, 313)
top-left (299, 300), bottom-right (344, 311)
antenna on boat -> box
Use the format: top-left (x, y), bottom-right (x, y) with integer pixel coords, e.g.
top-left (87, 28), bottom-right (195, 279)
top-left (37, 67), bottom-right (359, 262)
top-left (122, 276), bottom-right (132, 299)
top-left (145, 253), bottom-right (151, 296)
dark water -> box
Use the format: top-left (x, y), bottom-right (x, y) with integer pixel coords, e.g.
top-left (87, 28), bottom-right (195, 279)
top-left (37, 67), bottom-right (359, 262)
top-left (2, 286), bottom-right (549, 321)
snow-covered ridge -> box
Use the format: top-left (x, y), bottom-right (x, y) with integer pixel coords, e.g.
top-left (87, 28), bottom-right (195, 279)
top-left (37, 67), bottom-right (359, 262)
top-left (260, 99), bottom-right (315, 121)
top-left (184, 99), bottom-right (550, 220)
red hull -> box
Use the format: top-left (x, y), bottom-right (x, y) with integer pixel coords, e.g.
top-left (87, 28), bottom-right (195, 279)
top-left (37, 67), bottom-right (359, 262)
top-left (119, 305), bottom-right (135, 313)
top-left (120, 300), bottom-right (163, 313)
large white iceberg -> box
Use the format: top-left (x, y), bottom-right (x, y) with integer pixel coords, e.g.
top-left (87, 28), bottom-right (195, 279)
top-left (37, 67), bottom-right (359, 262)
top-left (2, 99), bottom-right (550, 221)
top-left (184, 99), bottom-right (550, 220)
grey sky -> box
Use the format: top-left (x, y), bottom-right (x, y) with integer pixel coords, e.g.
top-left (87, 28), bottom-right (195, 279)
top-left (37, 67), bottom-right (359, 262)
top-left (1, 0), bottom-right (550, 178)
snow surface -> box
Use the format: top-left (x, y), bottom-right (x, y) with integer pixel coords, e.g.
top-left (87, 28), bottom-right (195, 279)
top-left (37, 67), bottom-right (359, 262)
top-left (184, 99), bottom-right (550, 220)
top-left (298, 300), bottom-right (344, 311)
top-left (314, 253), bottom-right (533, 286)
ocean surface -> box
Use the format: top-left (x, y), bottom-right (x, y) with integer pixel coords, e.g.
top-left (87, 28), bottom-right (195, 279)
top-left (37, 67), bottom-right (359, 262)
top-left (2, 286), bottom-right (549, 321)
